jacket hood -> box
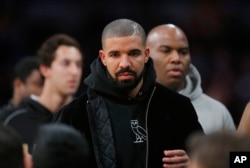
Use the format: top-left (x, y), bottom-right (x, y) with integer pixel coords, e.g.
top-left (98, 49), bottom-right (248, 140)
top-left (179, 64), bottom-right (203, 100)
top-left (22, 96), bottom-right (52, 116)
top-left (84, 57), bottom-right (156, 101)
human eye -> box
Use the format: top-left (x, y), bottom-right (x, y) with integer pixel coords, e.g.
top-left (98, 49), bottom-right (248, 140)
top-left (129, 50), bottom-right (141, 57)
top-left (109, 52), bottom-right (119, 58)
top-left (179, 48), bottom-right (189, 56)
top-left (159, 46), bottom-right (171, 54)
top-left (61, 60), bottom-right (70, 66)
top-left (76, 61), bottom-right (82, 68)
top-left (61, 59), bottom-right (71, 67)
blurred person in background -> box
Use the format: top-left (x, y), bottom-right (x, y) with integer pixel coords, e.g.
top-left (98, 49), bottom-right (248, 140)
top-left (3, 33), bottom-right (83, 153)
top-left (32, 123), bottom-right (90, 168)
top-left (0, 123), bottom-right (32, 168)
top-left (186, 131), bottom-right (250, 168)
top-left (0, 56), bottom-right (43, 119)
top-left (146, 23), bottom-right (236, 134)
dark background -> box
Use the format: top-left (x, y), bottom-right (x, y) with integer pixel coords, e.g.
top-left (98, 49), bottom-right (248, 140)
top-left (1, 0), bottom-right (250, 126)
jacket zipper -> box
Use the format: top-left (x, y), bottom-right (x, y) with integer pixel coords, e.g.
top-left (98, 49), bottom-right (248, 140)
top-left (145, 86), bottom-right (156, 168)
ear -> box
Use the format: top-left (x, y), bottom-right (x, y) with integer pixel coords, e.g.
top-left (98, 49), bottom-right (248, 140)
top-left (99, 50), bottom-right (106, 66)
top-left (144, 47), bottom-right (150, 63)
top-left (39, 64), bottom-right (49, 78)
top-left (13, 78), bottom-right (23, 88)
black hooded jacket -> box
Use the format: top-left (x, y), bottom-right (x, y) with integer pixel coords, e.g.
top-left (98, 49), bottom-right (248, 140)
top-left (56, 57), bottom-right (203, 168)
top-left (1, 96), bottom-right (53, 153)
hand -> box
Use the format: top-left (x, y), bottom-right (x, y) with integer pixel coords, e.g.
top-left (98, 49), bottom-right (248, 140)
top-left (162, 149), bottom-right (190, 168)
top-left (23, 144), bottom-right (33, 168)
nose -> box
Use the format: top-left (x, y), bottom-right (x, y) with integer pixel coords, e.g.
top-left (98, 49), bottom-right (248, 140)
top-left (119, 55), bottom-right (131, 69)
top-left (70, 63), bottom-right (81, 76)
top-left (170, 51), bottom-right (181, 64)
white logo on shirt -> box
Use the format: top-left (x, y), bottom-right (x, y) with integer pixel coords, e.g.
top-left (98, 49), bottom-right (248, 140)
top-left (131, 120), bottom-right (147, 143)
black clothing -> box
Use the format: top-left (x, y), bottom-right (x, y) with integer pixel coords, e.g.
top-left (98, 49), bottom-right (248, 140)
top-left (2, 97), bottom-right (53, 152)
top-left (0, 99), bottom-right (14, 120)
top-left (56, 58), bottom-right (203, 168)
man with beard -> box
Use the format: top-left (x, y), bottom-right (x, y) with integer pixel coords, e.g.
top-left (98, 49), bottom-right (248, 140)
top-left (56, 18), bottom-right (203, 168)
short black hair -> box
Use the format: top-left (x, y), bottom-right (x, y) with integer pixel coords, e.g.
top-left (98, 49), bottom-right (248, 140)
top-left (13, 56), bottom-right (40, 83)
top-left (0, 123), bottom-right (24, 168)
top-left (32, 123), bottom-right (90, 168)
top-left (101, 18), bottom-right (146, 47)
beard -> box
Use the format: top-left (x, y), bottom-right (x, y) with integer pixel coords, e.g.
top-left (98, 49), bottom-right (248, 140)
top-left (107, 67), bottom-right (144, 92)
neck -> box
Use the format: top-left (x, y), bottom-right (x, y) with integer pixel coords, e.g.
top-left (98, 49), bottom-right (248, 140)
top-left (38, 83), bottom-right (73, 113)
top-left (38, 92), bottom-right (72, 113)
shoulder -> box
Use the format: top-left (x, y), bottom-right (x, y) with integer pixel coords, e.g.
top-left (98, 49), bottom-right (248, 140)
top-left (3, 107), bottom-right (29, 125)
top-left (152, 84), bottom-right (204, 135)
top-left (153, 83), bottom-right (202, 125)
top-left (55, 93), bottom-right (88, 121)
top-left (155, 83), bottom-right (191, 102)
top-left (64, 93), bottom-right (88, 112)
top-left (2, 97), bottom-right (50, 125)
top-left (153, 83), bottom-right (195, 113)
top-left (200, 94), bottom-right (230, 113)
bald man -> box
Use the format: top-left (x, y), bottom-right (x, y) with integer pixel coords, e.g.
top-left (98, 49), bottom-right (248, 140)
top-left (147, 24), bottom-right (236, 167)
top-left (147, 24), bottom-right (235, 134)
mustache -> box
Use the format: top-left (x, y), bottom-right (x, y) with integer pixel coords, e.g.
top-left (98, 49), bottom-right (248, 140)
top-left (115, 68), bottom-right (136, 76)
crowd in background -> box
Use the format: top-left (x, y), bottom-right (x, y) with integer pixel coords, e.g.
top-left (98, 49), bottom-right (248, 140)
top-left (1, 0), bottom-right (250, 125)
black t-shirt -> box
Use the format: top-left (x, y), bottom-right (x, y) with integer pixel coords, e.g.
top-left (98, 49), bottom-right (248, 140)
top-left (106, 98), bottom-right (147, 168)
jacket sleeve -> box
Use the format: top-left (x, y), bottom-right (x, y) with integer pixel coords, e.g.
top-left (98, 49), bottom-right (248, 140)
top-left (184, 97), bottom-right (204, 134)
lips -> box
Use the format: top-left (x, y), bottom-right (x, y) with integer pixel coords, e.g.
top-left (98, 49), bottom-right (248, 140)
top-left (168, 68), bottom-right (183, 76)
top-left (118, 72), bottom-right (134, 80)
top-left (118, 72), bottom-right (132, 76)
top-left (68, 80), bottom-right (78, 87)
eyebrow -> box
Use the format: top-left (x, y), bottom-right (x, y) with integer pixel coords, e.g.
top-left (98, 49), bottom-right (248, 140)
top-left (108, 49), bottom-right (142, 54)
top-left (159, 45), bottom-right (189, 50)
top-left (159, 45), bottom-right (170, 48)
top-left (108, 50), bottom-right (119, 55)
top-left (129, 49), bottom-right (142, 53)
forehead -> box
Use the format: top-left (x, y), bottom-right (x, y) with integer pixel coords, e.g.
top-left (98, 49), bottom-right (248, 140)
top-left (103, 35), bottom-right (145, 52)
top-left (54, 45), bottom-right (82, 61)
top-left (151, 28), bottom-right (188, 47)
